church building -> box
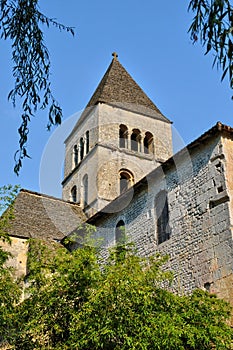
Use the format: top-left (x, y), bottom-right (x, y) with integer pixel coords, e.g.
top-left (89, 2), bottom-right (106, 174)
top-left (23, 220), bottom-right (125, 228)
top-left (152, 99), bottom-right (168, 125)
top-left (62, 52), bottom-right (172, 216)
top-left (3, 53), bottom-right (233, 310)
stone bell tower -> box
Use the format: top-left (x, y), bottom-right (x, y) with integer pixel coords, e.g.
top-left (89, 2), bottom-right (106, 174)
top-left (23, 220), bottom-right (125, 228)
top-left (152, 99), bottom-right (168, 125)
top-left (62, 53), bottom-right (173, 217)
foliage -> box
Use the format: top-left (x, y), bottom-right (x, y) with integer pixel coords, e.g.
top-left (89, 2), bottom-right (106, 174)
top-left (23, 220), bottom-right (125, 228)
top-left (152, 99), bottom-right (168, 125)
top-left (0, 184), bottom-right (20, 264)
top-left (0, 0), bottom-right (74, 174)
top-left (0, 185), bottom-right (21, 346)
top-left (0, 258), bottom-right (22, 346)
top-left (6, 239), bottom-right (233, 350)
top-left (69, 247), bottom-right (233, 350)
top-left (12, 239), bottom-right (101, 349)
top-left (188, 0), bottom-right (233, 97)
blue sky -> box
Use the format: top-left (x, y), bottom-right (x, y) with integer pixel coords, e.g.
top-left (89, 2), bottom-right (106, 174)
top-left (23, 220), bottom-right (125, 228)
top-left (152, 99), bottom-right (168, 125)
top-left (1, 0), bottom-right (233, 198)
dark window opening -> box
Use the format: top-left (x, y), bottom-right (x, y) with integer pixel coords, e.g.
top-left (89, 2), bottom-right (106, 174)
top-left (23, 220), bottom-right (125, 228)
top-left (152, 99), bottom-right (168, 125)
top-left (144, 132), bottom-right (154, 154)
top-left (215, 161), bottom-right (223, 173)
top-left (115, 220), bottom-right (126, 245)
top-left (204, 282), bottom-right (211, 292)
top-left (155, 190), bottom-right (170, 244)
top-left (119, 124), bottom-right (128, 148)
top-left (73, 145), bottom-right (78, 167)
top-left (119, 170), bottom-right (134, 194)
top-left (131, 129), bottom-right (141, 152)
top-left (80, 138), bottom-right (84, 161)
top-left (71, 186), bottom-right (77, 202)
top-left (209, 193), bottom-right (229, 208)
top-left (86, 131), bottom-right (89, 154)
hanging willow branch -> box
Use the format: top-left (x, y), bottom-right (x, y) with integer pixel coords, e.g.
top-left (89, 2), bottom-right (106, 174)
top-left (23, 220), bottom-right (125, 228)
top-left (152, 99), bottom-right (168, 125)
top-left (0, 0), bottom-right (74, 174)
top-left (188, 0), bottom-right (233, 96)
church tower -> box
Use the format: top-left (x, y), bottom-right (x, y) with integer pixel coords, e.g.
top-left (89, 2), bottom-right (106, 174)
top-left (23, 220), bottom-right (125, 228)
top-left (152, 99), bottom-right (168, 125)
top-left (62, 53), bottom-right (172, 216)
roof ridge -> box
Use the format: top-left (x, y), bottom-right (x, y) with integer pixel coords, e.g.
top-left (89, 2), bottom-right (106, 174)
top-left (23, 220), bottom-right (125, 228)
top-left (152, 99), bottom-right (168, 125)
top-left (85, 58), bottom-right (115, 107)
top-left (85, 55), bottom-right (165, 116)
top-left (20, 189), bottom-right (81, 206)
top-left (69, 54), bottom-right (171, 134)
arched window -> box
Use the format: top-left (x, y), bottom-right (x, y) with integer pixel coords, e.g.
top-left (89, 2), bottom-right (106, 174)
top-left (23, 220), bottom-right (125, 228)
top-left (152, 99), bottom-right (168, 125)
top-left (119, 124), bottom-right (128, 148)
top-left (86, 131), bottom-right (89, 154)
top-left (131, 129), bottom-right (141, 152)
top-left (115, 220), bottom-right (126, 245)
top-left (80, 138), bottom-right (84, 161)
top-left (71, 186), bottom-right (77, 203)
top-left (73, 145), bottom-right (78, 167)
top-left (144, 132), bottom-right (154, 154)
top-left (119, 169), bottom-right (134, 194)
top-left (83, 174), bottom-right (88, 206)
top-left (155, 190), bottom-right (170, 244)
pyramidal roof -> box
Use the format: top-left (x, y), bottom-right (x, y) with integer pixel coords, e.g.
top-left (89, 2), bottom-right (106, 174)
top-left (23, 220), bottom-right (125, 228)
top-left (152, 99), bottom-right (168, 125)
top-left (67, 54), bottom-right (171, 141)
top-left (85, 53), bottom-right (169, 122)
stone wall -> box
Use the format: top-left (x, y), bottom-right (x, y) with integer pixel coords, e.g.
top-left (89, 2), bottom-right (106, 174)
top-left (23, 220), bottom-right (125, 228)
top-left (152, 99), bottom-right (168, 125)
top-left (63, 105), bottom-right (99, 180)
top-left (98, 103), bottom-right (172, 162)
top-left (91, 133), bottom-right (233, 303)
top-left (219, 133), bottom-right (233, 307)
top-left (1, 237), bottom-right (28, 279)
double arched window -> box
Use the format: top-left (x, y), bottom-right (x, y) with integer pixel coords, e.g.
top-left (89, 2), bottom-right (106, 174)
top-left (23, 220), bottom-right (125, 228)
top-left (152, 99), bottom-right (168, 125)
top-left (70, 175), bottom-right (88, 207)
top-left (73, 130), bottom-right (90, 169)
top-left (119, 169), bottom-right (134, 194)
top-left (118, 125), bottom-right (154, 155)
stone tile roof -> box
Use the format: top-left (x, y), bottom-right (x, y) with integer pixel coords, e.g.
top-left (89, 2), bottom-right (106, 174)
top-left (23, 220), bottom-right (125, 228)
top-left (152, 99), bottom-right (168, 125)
top-left (86, 53), bottom-right (168, 117)
top-left (66, 53), bottom-right (171, 143)
top-left (7, 189), bottom-right (86, 241)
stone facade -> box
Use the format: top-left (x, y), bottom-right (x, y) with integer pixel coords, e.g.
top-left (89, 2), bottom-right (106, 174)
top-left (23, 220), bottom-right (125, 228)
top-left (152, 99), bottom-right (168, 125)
top-left (88, 124), bottom-right (233, 309)
top-left (1, 237), bottom-right (28, 279)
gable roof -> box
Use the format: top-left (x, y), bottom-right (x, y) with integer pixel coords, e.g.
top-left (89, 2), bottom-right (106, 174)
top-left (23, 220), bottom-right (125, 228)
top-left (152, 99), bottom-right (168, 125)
top-left (6, 189), bottom-right (86, 241)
